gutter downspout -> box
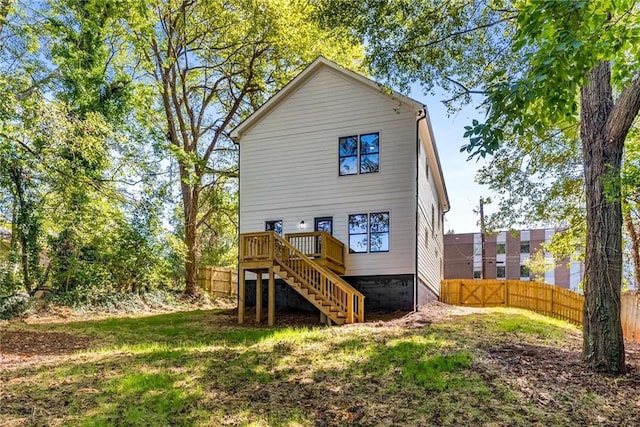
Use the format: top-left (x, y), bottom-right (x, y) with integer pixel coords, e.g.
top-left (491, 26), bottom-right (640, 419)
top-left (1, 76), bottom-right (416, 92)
top-left (414, 108), bottom-right (427, 311)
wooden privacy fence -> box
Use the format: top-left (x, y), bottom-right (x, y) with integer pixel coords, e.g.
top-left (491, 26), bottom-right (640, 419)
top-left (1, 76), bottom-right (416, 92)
top-left (198, 266), bottom-right (238, 297)
top-left (621, 292), bottom-right (640, 343)
top-left (441, 279), bottom-right (584, 325)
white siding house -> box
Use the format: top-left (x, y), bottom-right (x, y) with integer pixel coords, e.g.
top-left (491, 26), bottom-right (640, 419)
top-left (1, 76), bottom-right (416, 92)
top-left (232, 57), bottom-right (449, 312)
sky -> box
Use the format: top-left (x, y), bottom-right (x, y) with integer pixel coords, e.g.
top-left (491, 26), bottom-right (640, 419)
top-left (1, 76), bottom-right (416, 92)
top-left (409, 85), bottom-right (496, 234)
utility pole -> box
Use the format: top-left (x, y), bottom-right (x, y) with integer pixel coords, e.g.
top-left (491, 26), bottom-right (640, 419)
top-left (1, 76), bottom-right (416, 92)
top-left (479, 197), bottom-right (487, 279)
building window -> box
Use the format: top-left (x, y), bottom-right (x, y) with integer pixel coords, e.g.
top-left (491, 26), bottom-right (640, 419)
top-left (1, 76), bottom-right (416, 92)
top-left (497, 265), bottom-right (506, 278)
top-left (348, 212), bottom-right (389, 253)
top-left (520, 241), bottom-right (530, 254)
top-left (431, 205), bottom-right (435, 235)
top-left (496, 243), bottom-right (506, 254)
top-left (520, 264), bottom-right (530, 279)
top-left (314, 217), bottom-right (333, 235)
top-left (265, 220), bottom-right (283, 236)
top-left (339, 133), bottom-right (379, 175)
top-left (473, 269), bottom-right (482, 279)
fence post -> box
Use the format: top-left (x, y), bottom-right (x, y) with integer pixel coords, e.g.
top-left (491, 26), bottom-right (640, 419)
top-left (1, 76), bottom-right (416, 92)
top-left (504, 280), bottom-right (509, 306)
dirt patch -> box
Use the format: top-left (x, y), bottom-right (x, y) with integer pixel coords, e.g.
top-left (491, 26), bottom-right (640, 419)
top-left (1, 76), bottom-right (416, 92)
top-left (369, 301), bottom-right (484, 328)
top-left (479, 340), bottom-right (640, 424)
top-left (1, 331), bottom-right (90, 356)
top-left (0, 330), bottom-right (93, 372)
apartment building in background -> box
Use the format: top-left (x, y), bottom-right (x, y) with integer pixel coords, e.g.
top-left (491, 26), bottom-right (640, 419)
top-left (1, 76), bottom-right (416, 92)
top-left (443, 228), bottom-right (583, 291)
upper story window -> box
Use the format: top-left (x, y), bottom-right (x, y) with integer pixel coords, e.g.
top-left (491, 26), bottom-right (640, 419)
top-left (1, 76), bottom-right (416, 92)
top-left (520, 241), bottom-right (530, 254)
top-left (348, 211), bottom-right (389, 253)
top-left (265, 220), bottom-right (283, 236)
top-left (339, 132), bottom-right (379, 176)
top-left (496, 243), bottom-right (506, 254)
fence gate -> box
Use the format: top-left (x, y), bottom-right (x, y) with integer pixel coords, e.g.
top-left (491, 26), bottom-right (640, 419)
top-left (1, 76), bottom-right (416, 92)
top-left (457, 280), bottom-right (506, 307)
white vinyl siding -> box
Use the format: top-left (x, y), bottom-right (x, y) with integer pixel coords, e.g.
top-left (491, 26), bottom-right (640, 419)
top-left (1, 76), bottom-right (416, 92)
top-left (239, 66), bottom-right (417, 276)
top-left (416, 130), bottom-right (443, 296)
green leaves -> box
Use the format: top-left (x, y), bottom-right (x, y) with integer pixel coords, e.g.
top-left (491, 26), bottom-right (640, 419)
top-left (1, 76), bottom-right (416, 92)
top-left (460, 120), bottom-right (503, 159)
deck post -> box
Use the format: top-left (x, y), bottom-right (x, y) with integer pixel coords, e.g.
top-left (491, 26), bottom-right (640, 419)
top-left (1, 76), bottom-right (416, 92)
top-left (268, 266), bottom-right (275, 326)
top-left (256, 272), bottom-right (263, 322)
top-left (238, 268), bottom-right (246, 324)
top-left (320, 312), bottom-right (327, 325)
top-left (321, 232), bottom-right (327, 260)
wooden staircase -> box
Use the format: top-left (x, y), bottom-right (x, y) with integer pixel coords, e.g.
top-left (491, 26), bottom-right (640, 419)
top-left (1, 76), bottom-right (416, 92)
top-left (239, 231), bottom-right (365, 325)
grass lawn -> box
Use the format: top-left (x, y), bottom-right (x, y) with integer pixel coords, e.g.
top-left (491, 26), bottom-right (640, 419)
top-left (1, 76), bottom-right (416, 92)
top-left (1, 305), bottom-right (638, 426)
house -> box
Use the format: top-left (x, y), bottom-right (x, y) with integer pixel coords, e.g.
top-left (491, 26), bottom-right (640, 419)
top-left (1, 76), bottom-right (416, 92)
top-left (443, 228), bottom-right (584, 291)
top-left (231, 57), bottom-right (449, 325)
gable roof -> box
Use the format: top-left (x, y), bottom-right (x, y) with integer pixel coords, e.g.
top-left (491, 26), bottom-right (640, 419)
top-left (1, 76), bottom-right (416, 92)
top-left (231, 55), bottom-right (450, 213)
top-left (230, 56), bottom-right (424, 141)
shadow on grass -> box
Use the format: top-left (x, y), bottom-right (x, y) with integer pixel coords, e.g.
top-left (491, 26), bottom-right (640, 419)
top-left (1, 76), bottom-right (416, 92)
top-left (1, 310), bottom-right (586, 426)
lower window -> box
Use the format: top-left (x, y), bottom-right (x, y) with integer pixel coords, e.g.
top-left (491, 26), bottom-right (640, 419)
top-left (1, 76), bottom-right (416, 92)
top-left (265, 220), bottom-right (283, 236)
top-left (348, 212), bottom-right (389, 253)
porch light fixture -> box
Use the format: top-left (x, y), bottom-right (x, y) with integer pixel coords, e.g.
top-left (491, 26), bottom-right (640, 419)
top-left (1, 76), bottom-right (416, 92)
top-left (298, 220), bottom-right (306, 230)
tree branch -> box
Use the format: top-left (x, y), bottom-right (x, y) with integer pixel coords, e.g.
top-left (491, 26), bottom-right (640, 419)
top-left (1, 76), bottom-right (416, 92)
top-left (397, 15), bottom-right (518, 53)
top-left (605, 74), bottom-right (640, 144)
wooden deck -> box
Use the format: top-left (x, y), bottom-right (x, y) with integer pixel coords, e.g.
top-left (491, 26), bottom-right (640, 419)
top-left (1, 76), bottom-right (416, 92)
top-left (238, 231), bottom-right (364, 326)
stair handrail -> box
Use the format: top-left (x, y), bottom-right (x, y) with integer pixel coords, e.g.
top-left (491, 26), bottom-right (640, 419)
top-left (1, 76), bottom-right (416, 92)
top-left (270, 232), bottom-right (364, 322)
top-left (273, 233), bottom-right (364, 296)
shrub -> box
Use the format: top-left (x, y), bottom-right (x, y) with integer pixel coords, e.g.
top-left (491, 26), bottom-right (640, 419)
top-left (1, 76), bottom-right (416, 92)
top-left (0, 293), bottom-right (33, 320)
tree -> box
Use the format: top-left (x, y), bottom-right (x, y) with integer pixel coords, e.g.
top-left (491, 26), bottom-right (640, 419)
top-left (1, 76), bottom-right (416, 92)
top-left (320, 0), bottom-right (640, 373)
top-left (0, 1), bottom-right (175, 298)
top-left (126, 0), bottom-right (362, 296)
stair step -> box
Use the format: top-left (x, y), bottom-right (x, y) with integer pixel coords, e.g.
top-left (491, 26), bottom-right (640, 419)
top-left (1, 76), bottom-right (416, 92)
top-left (270, 249), bottom-right (361, 324)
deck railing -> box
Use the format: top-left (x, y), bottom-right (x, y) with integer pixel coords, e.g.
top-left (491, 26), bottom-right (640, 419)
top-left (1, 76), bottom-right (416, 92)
top-left (285, 231), bottom-right (345, 273)
top-left (240, 231), bottom-right (364, 323)
top-left (239, 231), bottom-right (273, 262)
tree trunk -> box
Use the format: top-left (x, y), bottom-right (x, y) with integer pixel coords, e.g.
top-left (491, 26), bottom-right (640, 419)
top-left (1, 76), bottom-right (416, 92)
top-left (580, 62), bottom-right (625, 373)
top-left (623, 210), bottom-right (640, 289)
top-left (183, 183), bottom-right (201, 298)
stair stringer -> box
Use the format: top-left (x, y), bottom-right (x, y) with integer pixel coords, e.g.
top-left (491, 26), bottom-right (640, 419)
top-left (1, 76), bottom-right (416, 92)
top-left (272, 263), bottom-right (347, 325)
